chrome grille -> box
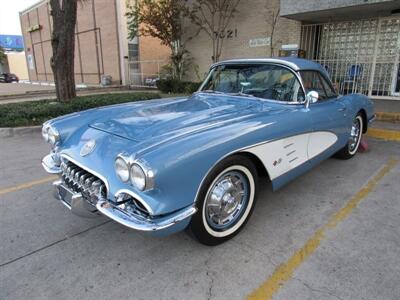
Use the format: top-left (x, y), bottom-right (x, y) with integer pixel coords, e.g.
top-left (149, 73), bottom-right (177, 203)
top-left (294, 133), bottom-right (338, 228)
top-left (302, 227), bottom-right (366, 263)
top-left (60, 160), bottom-right (107, 206)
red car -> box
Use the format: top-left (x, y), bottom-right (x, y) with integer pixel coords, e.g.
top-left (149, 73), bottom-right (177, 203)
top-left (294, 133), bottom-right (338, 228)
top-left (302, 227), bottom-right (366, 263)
top-left (0, 73), bottom-right (19, 83)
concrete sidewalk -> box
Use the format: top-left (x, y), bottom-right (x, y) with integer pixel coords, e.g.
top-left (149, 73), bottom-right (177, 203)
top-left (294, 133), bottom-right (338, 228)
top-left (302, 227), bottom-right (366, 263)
top-left (372, 98), bottom-right (400, 113)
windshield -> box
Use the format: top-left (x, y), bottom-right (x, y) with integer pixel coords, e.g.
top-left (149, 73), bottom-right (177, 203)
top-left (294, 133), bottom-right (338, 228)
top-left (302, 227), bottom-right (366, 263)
top-left (200, 64), bottom-right (305, 102)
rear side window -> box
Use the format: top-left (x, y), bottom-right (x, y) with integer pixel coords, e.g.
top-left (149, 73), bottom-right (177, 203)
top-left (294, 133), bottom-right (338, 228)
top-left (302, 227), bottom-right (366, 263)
top-left (300, 71), bottom-right (336, 100)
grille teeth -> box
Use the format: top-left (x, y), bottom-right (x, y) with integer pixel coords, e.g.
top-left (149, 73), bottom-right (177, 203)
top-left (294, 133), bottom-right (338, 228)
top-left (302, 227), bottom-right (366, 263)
top-left (60, 161), bottom-right (106, 203)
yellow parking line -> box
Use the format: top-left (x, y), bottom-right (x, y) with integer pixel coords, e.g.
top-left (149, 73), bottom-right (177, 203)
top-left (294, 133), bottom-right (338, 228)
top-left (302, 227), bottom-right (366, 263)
top-left (0, 176), bottom-right (57, 196)
top-left (367, 128), bottom-right (400, 142)
top-left (247, 158), bottom-right (399, 300)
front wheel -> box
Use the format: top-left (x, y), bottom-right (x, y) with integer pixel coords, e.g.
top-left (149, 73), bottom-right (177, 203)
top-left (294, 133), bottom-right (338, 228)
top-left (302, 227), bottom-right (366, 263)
top-left (189, 155), bottom-right (258, 246)
top-left (335, 113), bottom-right (364, 160)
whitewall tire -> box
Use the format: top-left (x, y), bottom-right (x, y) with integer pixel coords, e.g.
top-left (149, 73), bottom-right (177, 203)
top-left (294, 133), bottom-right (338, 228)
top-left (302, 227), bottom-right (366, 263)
top-left (189, 155), bottom-right (258, 246)
top-left (335, 113), bottom-right (364, 159)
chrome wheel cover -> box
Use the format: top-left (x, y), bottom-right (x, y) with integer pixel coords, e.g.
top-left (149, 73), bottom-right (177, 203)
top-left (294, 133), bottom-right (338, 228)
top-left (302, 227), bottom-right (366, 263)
top-left (349, 117), bottom-right (362, 154)
top-left (205, 171), bottom-right (249, 231)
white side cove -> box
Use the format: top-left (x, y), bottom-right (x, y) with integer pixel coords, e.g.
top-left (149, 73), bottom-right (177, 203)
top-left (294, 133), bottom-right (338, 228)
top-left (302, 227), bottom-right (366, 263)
top-left (244, 131), bottom-right (337, 180)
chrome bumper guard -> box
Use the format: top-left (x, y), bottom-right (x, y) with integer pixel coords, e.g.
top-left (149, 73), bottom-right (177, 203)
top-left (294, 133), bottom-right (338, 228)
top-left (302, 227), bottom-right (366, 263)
top-left (96, 200), bottom-right (197, 232)
top-left (53, 180), bottom-right (100, 218)
top-left (53, 180), bottom-right (197, 231)
top-left (42, 154), bottom-right (61, 174)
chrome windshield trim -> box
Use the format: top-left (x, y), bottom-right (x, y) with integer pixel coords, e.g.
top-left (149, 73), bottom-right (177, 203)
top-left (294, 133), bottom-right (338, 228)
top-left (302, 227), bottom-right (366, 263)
top-left (60, 154), bottom-right (110, 192)
top-left (96, 200), bottom-right (197, 232)
top-left (211, 58), bottom-right (300, 71)
top-left (200, 62), bottom-right (307, 105)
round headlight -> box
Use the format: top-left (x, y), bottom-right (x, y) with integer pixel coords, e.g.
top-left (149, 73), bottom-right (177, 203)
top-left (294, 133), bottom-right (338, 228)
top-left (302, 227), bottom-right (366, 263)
top-left (115, 157), bottom-right (130, 182)
top-left (130, 163), bottom-right (146, 191)
top-left (48, 127), bottom-right (60, 145)
top-left (42, 125), bottom-right (49, 142)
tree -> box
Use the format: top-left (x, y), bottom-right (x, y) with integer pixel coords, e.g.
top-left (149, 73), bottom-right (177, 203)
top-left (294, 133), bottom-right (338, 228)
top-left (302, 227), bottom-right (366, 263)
top-left (49, 0), bottom-right (78, 101)
top-left (267, 7), bottom-right (281, 56)
top-left (126, 0), bottom-right (194, 80)
top-left (188, 0), bottom-right (241, 63)
top-left (0, 46), bottom-right (6, 65)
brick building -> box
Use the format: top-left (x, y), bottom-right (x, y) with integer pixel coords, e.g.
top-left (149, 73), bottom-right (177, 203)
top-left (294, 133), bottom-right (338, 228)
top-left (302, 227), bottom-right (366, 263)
top-left (19, 0), bottom-right (170, 86)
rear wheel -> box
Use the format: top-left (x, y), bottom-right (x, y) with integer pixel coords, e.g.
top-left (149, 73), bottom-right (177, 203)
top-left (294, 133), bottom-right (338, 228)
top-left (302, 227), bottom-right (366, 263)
top-left (335, 113), bottom-right (363, 160)
top-left (189, 155), bottom-right (257, 246)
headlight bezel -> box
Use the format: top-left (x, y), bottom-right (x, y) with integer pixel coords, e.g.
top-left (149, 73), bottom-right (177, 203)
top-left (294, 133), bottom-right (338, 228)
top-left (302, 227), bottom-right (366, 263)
top-left (42, 123), bottom-right (60, 146)
top-left (130, 163), bottom-right (146, 191)
top-left (115, 156), bottom-right (130, 183)
top-left (114, 154), bottom-right (155, 191)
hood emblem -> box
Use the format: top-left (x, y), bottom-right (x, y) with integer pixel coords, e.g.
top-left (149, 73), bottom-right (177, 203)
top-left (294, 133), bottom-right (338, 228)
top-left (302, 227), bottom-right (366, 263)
top-left (80, 139), bottom-right (96, 157)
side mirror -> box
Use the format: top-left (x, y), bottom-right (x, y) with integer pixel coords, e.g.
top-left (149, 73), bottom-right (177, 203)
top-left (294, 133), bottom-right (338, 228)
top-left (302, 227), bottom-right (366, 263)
top-left (305, 91), bottom-right (319, 108)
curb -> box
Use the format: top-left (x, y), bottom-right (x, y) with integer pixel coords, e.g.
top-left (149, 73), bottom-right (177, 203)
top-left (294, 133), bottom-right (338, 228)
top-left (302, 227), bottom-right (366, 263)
top-left (376, 112), bottom-right (400, 123)
top-left (366, 127), bottom-right (400, 142)
top-left (0, 126), bottom-right (41, 138)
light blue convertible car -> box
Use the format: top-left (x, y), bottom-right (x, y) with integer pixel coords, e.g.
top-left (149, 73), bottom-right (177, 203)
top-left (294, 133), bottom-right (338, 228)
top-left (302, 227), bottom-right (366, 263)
top-left (42, 58), bottom-right (374, 245)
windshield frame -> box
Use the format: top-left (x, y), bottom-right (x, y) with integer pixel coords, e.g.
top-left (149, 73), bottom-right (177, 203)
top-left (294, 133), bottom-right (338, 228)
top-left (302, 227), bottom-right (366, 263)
top-left (197, 62), bottom-right (307, 105)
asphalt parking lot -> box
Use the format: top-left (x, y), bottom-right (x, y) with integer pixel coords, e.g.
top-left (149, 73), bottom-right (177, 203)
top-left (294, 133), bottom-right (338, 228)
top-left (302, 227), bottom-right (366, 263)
top-left (0, 133), bottom-right (399, 300)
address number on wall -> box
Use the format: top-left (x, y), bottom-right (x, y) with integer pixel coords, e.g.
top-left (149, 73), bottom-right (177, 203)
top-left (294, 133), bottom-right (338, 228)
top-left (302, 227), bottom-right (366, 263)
top-left (214, 29), bottom-right (238, 39)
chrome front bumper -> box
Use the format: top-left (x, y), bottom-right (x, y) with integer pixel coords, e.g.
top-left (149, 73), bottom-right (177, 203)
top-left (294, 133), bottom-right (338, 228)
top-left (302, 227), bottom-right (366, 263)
top-left (45, 153), bottom-right (197, 232)
top-left (96, 200), bottom-right (197, 232)
top-left (52, 179), bottom-right (196, 232)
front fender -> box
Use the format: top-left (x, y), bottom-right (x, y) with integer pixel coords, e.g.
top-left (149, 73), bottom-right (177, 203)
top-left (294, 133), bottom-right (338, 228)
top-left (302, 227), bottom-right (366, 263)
top-left (341, 93), bottom-right (374, 130)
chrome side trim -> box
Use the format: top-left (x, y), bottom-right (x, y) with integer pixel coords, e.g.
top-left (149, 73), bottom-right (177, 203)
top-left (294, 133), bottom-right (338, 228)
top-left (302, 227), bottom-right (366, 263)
top-left (96, 200), bottom-right (197, 232)
top-left (191, 130), bottom-right (338, 204)
top-left (42, 154), bottom-right (61, 174)
top-left (60, 154), bottom-right (110, 192)
top-left (114, 189), bottom-right (154, 216)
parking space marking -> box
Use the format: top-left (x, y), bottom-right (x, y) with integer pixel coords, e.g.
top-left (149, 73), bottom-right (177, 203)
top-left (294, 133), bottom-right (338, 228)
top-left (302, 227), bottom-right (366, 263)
top-left (367, 128), bottom-right (400, 142)
top-left (0, 176), bottom-right (57, 196)
top-left (247, 158), bottom-right (399, 300)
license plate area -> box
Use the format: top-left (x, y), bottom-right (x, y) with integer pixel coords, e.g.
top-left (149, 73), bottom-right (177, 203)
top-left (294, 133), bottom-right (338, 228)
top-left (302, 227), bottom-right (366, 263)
top-left (56, 183), bottom-right (76, 209)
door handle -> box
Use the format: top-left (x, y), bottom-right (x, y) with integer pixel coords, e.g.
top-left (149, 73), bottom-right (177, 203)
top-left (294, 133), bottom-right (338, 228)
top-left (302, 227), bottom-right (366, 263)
top-left (338, 107), bottom-right (347, 112)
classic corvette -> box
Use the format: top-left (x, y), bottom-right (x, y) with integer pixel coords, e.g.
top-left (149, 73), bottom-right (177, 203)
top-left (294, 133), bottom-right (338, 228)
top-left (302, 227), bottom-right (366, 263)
top-left (42, 58), bottom-right (375, 245)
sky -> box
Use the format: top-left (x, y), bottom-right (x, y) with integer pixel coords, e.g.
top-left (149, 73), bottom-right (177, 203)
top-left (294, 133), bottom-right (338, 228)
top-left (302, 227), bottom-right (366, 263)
top-left (0, 0), bottom-right (40, 35)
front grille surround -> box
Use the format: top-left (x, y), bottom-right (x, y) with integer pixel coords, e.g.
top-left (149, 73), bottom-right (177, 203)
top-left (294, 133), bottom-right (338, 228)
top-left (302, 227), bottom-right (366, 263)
top-left (60, 160), bottom-right (107, 206)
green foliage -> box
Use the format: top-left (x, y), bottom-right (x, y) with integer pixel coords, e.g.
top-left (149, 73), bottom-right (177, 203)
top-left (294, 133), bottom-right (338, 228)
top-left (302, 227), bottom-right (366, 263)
top-left (126, 0), bottom-right (194, 80)
top-left (0, 92), bottom-right (160, 127)
top-left (0, 46), bottom-right (6, 64)
top-left (126, 1), bottom-right (139, 41)
top-left (156, 79), bottom-right (201, 94)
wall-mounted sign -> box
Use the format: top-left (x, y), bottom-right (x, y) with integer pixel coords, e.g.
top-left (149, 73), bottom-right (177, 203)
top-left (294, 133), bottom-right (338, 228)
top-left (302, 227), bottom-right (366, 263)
top-left (0, 35), bottom-right (24, 50)
top-left (27, 24), bottom-right (42, 33)
top-left (249, 37), bottom-right (271, 48)
top-left (281, 44), bottom-right (299, 51)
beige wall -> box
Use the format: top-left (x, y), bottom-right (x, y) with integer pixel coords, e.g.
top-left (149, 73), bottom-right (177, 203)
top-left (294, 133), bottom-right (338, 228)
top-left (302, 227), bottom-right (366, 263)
top-left (184, 0), bottom-right (301, 80)
top-left (139, 33), bottom-right (171, 77)
top-left (6, 52), bottom-right (29, 80)
top-left (20, 0), bottom-right (171, 86)
top-left (20, 0), bottom-right (121, 85)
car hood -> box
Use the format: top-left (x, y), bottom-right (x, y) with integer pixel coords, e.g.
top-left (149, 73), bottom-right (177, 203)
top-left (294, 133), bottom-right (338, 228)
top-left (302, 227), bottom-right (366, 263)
top-left (89, 93), bottom-right (269, 142)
